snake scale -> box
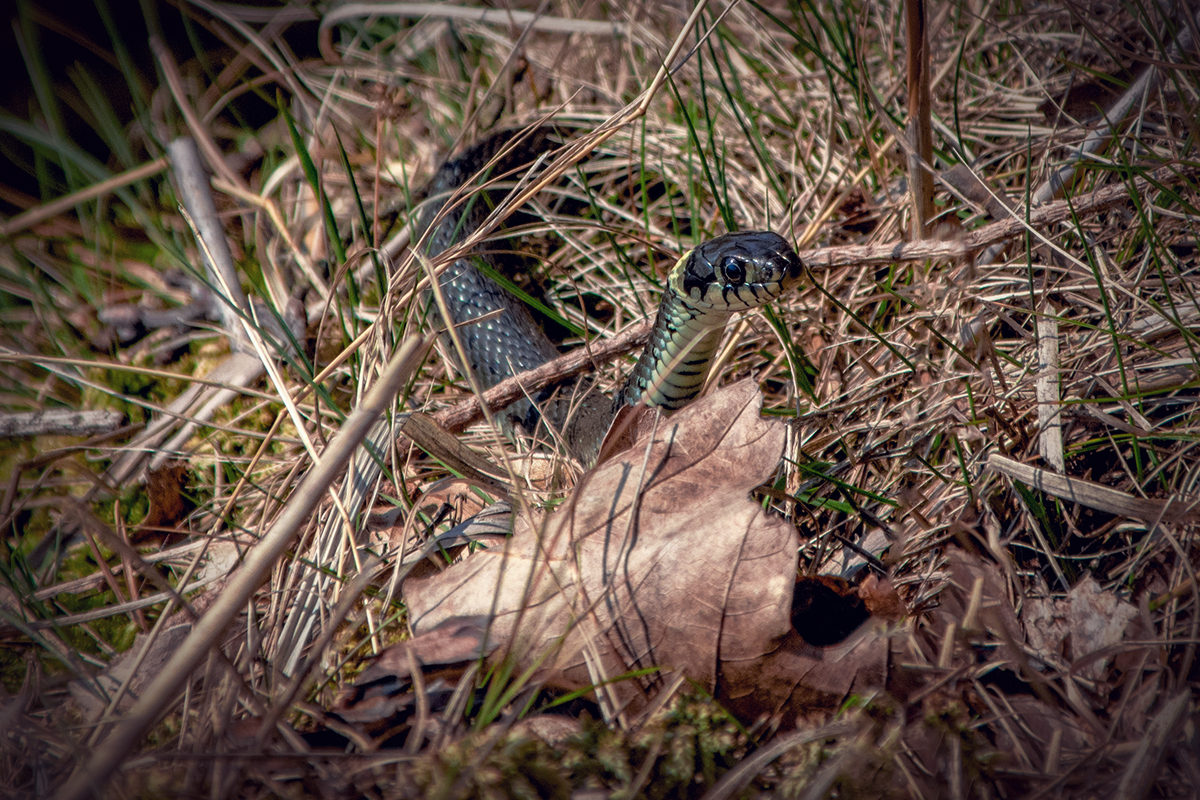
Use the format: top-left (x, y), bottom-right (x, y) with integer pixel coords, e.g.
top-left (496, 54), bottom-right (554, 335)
top-left (418, 128), bottom-right (804, 463)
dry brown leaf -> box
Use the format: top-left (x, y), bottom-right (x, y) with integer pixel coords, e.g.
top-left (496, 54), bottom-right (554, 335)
top-left (67, 582), bottom-right (228, 719)
top-left (402, 380), bottom-right (797, 718)
top-left (893, 547), bottom-right (1024, 691)
top-left (942, 548), bottom-right (1022, 646)
top-left (416, 478), bottom-right (491, 521)
top-left (335, 382), bottom-right (902, 731)
top-left (593, 401), bottom-right (656, 466)
top-left (897, 548), bottom-right (1099, 788)
top-left (990, 693), bottom-right (1093, 760)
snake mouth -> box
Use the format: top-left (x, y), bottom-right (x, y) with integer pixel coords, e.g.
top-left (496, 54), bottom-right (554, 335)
top-left (779, 244), bottom-right (805, 288)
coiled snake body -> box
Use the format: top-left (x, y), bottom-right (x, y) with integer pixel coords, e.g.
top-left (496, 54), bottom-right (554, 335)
top-left (420, 130), bottom-right (804, 461)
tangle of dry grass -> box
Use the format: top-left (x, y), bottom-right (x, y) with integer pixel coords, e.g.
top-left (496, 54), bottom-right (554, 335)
top-left (1, 1), bottom-right (1199, 797)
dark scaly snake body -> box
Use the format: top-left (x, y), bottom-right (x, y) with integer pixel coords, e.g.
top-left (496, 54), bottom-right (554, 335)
top-left (420, 131), bottom-right (804, 460)
top-left (420, 129), bottom-right (564, 430)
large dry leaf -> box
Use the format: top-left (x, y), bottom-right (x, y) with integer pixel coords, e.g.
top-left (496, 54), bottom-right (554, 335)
top-left (725, 575), bottom-right (891, 722)
top-left (403, 380), bottom-right (798, 717)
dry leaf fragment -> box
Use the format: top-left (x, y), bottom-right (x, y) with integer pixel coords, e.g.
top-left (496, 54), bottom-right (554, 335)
top-left (593, 402), bottom-right (655, 466)
top-left (131, 460), bottom-right (191, 545)
top-left (858, 574), bottom-right (905, 621)
top-left (69, 623), bottom-right (193, 718)
top-left (719, 623), bottom-right (889, 727)
top-left (1023, 574), bottom-right (1138, 680)
top-left (942, 548), bottom-right (1021, 646)
top-left (333, 619), bottom-right (491, 725)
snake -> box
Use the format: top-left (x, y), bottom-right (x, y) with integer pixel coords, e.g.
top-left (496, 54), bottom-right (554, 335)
top-left (418, 128), bottom-right (804, 463)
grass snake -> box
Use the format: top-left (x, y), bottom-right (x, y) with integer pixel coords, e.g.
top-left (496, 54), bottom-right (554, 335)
top-left (419, 129), bottom-right (804, 463)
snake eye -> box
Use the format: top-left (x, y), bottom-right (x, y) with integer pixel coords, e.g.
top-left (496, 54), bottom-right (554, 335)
top-left (721, 257), bottom-right (745, 285)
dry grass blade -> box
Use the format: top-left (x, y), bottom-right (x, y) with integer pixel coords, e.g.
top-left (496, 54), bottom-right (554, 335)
top-left (1036, 313), bottom-right (1064, 471)
top-left (319, 2), bottom-right (633, 64)
top-left (169, 138), bottom-right (251, 339)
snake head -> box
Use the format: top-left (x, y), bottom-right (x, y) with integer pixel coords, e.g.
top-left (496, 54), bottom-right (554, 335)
top-left (678, 231), bottom-right (804, 312)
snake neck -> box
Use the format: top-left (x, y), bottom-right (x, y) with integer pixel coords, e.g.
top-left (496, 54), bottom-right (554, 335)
top-left (618, 290), bottom-right (728, 409)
